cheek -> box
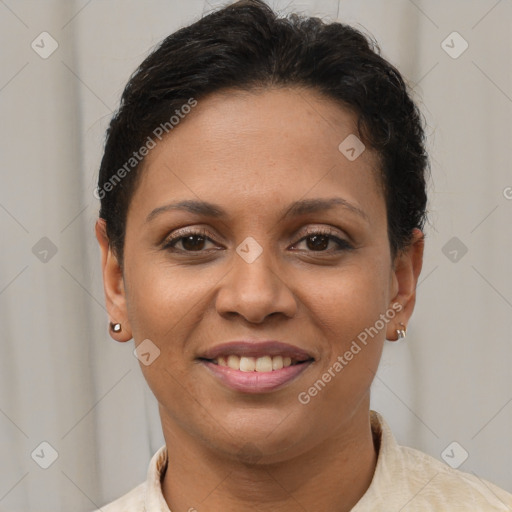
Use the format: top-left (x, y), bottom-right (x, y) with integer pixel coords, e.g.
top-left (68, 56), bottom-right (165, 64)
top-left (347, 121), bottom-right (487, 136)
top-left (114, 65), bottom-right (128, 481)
top-left (124, 258), bottom-right (212, 342)
top-left (123, 264), bottom-right (210, 412)
top-left (299, 258), bottom-right (391, 344)
top-left (123, 262), bottom-right (226, 403)
top-left (295, 258), bottom-right (391, 405)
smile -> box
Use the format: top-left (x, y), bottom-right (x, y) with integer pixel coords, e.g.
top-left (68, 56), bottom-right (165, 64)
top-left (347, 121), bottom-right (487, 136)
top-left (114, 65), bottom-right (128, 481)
top-left (212, 354), bottom-right (303, 372)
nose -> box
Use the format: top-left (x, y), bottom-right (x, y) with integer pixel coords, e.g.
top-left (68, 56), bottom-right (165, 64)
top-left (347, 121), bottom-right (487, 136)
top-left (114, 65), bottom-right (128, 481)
top-left (215, 243), bottom-right (297, 324)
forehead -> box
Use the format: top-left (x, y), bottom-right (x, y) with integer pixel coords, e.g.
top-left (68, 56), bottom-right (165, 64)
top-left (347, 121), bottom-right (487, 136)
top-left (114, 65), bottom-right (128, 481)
top-left (128, 87), bottom-right (385, 226)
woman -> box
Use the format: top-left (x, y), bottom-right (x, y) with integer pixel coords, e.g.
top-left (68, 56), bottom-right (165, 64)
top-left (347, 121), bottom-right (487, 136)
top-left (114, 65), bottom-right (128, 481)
top-left (93, 1), bottom-right (512, 510)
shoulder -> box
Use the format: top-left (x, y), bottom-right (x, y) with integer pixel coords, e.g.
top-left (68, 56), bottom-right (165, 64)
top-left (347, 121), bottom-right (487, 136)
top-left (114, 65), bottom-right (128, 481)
top-left (397, 444), bottom-right (512, 510)
top-left (358, 411), bottom-right (512, 511)
top-left (90, 481), bottom-right (145, 512)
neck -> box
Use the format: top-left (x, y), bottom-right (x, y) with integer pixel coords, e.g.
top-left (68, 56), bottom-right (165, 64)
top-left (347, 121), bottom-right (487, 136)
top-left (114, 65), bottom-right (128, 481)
top-left (160, 402), bottom-right (378, 512)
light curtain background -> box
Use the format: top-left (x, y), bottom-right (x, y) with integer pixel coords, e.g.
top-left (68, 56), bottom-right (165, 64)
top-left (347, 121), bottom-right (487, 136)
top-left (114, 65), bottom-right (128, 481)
top-left (0, 0), bottom-right (511, 510)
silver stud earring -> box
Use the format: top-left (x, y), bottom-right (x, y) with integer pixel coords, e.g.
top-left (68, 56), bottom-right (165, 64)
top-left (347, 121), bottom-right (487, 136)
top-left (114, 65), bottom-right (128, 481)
top-left (110, 322), bottom-right (122, 333)
top-left (396, 322), bottom-right (406, 340)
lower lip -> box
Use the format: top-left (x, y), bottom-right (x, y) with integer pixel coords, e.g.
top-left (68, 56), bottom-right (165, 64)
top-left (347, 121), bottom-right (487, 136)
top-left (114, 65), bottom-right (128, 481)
top-left (201, 360), bottom-right (313, 393)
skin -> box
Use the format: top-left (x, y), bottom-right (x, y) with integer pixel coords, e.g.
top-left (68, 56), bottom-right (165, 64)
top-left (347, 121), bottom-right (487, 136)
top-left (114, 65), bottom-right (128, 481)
top-left (96, 87), bottom-right (424, 512)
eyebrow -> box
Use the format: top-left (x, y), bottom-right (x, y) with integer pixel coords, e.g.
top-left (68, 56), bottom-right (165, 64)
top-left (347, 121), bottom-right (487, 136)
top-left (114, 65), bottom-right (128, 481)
top-left (145, 197), bottom-right (369, 224)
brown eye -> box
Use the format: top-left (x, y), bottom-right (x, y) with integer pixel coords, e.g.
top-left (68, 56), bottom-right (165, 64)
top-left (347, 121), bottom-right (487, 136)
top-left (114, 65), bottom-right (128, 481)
top-left (305, 234), bottom-right (330, 251)
top-left (179, 235), bottom-right (208, 251)
top-left (293, 229), bottom-right (353, 253)
top-left (163, 229), bottom-right (218, 253)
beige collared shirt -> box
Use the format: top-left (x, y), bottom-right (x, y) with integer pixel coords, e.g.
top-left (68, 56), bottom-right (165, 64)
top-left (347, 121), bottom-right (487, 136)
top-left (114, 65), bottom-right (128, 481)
top-left (94, 410), bottom-right (512, 511)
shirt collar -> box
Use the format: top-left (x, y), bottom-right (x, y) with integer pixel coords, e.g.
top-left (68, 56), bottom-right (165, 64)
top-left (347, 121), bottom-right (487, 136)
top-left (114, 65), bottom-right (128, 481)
top-left (350, 409), bottom-right (401, 510)
top-left (144, 442), bottom-right (171, 511)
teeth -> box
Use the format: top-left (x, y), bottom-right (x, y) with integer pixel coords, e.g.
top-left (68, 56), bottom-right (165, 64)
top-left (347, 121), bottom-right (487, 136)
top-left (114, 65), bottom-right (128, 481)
top-left (227, 355), bottom-right (240, 370)
top-left (272, 355), bottom-right (283, 370)
top-left (215, 354), bottom-right (299, 372)
top-left (240, 356), bottom-right (255, 372)
top-left (255, 356), bottom-right (272, 372)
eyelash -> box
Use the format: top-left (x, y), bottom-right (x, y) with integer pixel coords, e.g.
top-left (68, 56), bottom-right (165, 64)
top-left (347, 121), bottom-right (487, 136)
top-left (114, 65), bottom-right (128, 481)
top-left (162, 226), bottom-right (353, 254)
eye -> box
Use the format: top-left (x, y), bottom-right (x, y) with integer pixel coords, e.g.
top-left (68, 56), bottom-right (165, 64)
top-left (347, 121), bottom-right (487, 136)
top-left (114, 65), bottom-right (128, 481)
top-left (162, 228), bottom-right (219, 253)
top-left (291, 227), bottom-right (353, 253)
top-left (162, 226), bottom-right (353, 254)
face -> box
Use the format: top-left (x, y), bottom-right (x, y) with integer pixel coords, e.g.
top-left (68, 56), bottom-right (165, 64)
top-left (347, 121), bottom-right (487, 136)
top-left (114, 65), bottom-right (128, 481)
top-left (96, 87), bottom-right (423, 462)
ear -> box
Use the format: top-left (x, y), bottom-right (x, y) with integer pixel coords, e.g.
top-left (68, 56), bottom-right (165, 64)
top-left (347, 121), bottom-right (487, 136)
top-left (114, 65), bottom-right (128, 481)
top-left (95, 218), bottom-right (132, 342)
top-left (386, 228), bottom-right (424, 341)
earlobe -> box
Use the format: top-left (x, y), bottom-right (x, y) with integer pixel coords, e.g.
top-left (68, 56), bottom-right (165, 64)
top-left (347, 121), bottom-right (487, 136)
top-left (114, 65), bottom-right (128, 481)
top-left (95, 219), bottom-right (132, 342)
top-left (386, 228), bottom-right (424, 341)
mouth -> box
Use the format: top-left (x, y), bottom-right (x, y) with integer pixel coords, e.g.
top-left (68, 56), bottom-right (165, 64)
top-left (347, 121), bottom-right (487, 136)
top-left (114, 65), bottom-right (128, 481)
top-left (197, 341), bottom-right (315, 393)
top-left (198, 340), bottom-right (314, 370)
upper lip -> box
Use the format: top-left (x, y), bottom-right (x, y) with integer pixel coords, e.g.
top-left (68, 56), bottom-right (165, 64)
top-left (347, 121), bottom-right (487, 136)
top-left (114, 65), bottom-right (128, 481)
top-left (198, 341), bottom-right (315, 362)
